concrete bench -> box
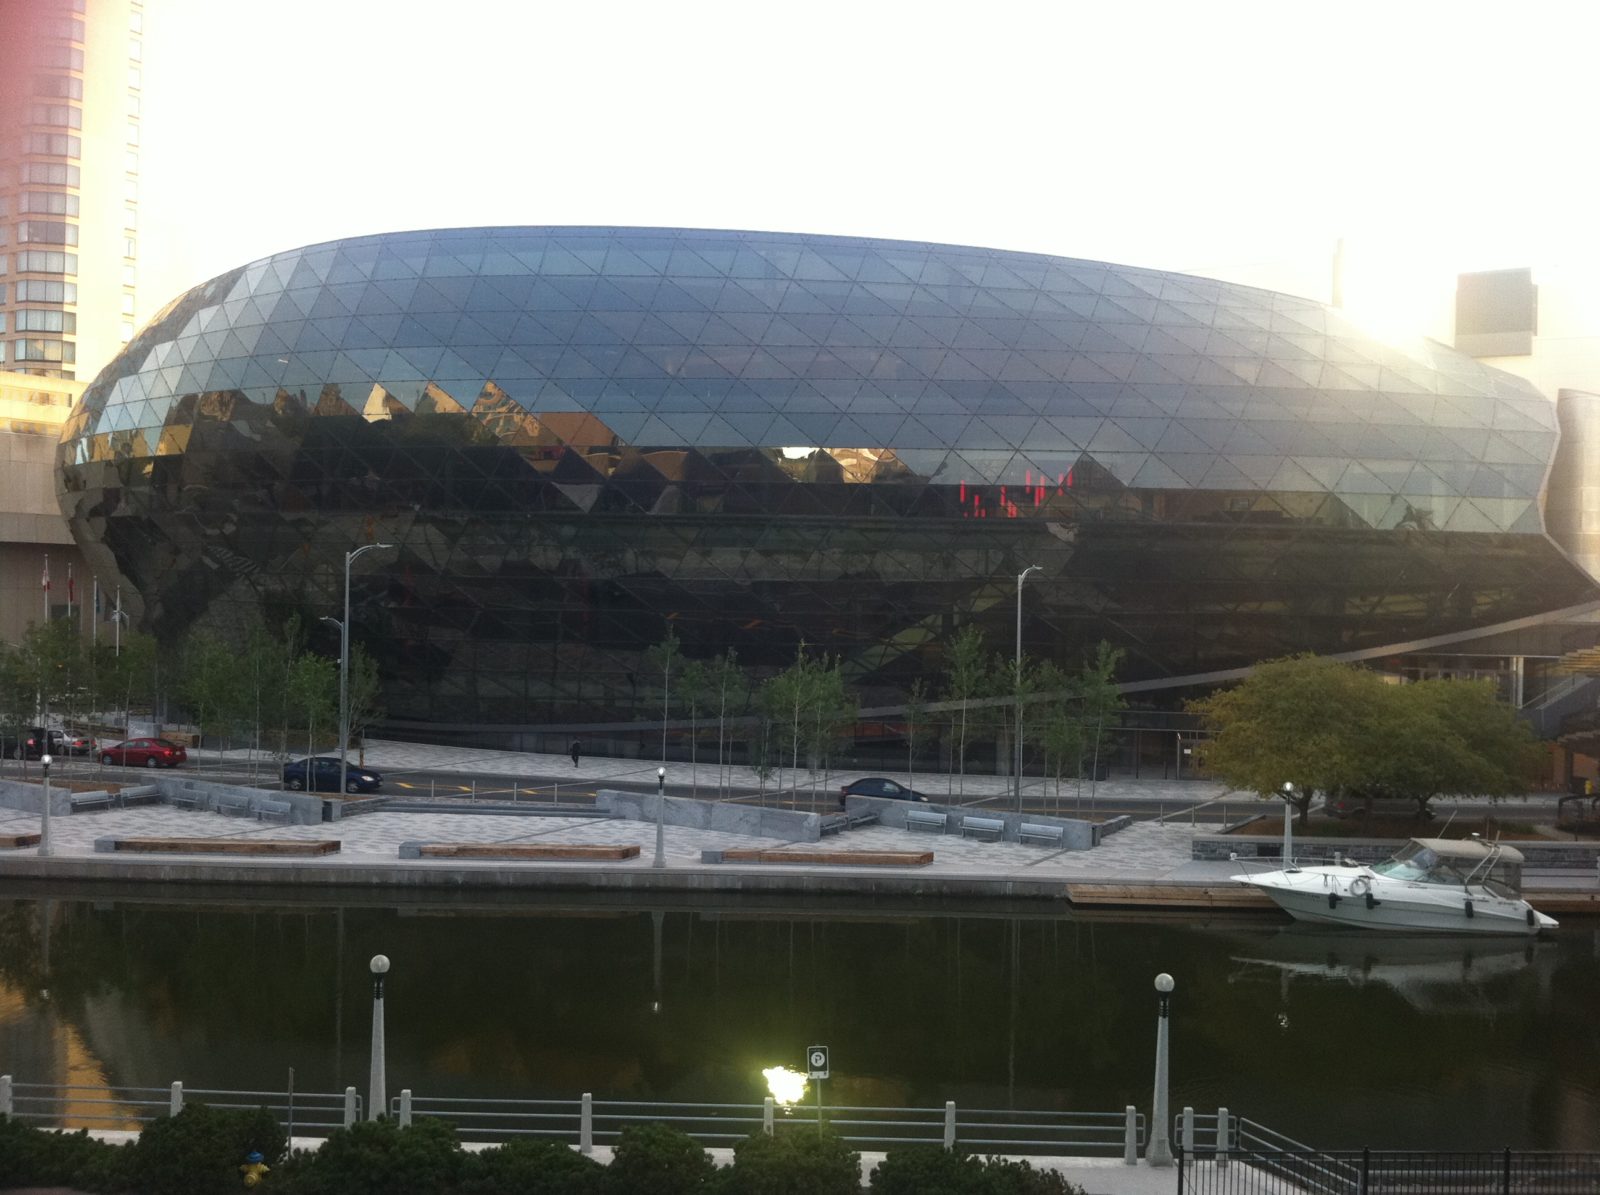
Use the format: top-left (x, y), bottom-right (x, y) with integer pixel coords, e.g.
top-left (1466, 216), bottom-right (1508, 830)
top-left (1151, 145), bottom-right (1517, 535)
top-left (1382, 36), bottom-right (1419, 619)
top-left (0, 832), bottom-right (42, 849)
top-left (1019, 822), bottom-right (1066, 847)
top-left (820, 810), bottom-right (880, 837)
top-left (960, 815), bottom-right (1005, 842)
top-left (97, 837), bottom-right (341, 856)
top-left (217, 794), bottom-right (253, 818)
top-left (256, 799), bottom-right (294, 824)
top-left (905, 809), bottom-right (948, 834)
top-left (403, 842), bottom-right (641, 861)
top-left (708, 849), bottom-right (933, 867)
top-left (70, 791), bottom-right (117, 813)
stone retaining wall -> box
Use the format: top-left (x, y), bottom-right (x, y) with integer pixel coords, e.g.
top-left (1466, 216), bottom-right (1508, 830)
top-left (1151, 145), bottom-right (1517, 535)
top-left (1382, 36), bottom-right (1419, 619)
top-left (1194, 833), bottom-right (1600, 869)
top-left (597, 789), bottom-right (822, 841)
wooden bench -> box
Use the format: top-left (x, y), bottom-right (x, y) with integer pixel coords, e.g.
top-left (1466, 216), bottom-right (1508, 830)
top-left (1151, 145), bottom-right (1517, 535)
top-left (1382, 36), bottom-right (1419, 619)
top-left (905, 809), bottom-right (948, 834)
top-left (70, 791), bottom-right (117, 813)
top-left (255, 799), bottom-right (294, 823)
top-left (1018, 822), bottom-right (1066, 847)
top-left (105, 838), bottom-right (340, 856)
top-left (0, 832), bottom-right (42, 849)
top-left (960, 815), bottom-right (1005, 841)
top-left (717, 849), bottom-right (933, 867)
top-left (415, 843), bottom-right (641, 861)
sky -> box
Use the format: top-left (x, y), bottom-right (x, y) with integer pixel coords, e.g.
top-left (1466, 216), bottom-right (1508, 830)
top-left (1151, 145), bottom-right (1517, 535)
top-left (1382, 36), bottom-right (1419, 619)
top-left (137, 0), bottom-right (1600, 338)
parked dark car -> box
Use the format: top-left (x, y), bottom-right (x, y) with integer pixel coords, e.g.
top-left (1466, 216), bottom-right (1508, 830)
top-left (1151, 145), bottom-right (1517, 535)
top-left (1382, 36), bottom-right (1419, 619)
top-left (101, 738), bottom-right (189, 768)
top-left (283, 756), bottom-right (382, 794)
top-left (1, 727), bottom-right (59, 761)
top-left (839, 777), bottom-right (930, 808)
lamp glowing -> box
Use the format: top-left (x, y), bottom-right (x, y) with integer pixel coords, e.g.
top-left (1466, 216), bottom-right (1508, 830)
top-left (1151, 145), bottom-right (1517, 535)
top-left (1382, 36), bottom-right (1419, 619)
top-left (762, 1065), bottom-right (807, 1106)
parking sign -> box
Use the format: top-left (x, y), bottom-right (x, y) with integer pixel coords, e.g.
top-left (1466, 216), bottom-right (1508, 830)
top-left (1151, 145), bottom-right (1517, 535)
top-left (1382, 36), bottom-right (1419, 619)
top-left (807, 1045), bottom-right (829, 1079)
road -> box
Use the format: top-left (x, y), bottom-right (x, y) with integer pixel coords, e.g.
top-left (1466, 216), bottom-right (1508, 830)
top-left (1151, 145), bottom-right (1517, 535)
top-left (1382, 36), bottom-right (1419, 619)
top-left (20, 754), bottom-right (1561, 827)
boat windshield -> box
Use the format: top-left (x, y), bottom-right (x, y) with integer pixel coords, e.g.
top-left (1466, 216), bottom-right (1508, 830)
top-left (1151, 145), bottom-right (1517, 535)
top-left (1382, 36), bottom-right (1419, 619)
top-left (1371, 843), bottom-right (1474, 887)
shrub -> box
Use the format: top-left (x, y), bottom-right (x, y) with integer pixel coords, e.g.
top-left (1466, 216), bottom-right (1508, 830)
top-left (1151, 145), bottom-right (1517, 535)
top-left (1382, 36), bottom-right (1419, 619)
top-left (604, 1121), bottom-right (717, 1194)
top-left (723, 1127), bottom-right (860, 1194)
top-left (461, 1136), bottom-right (606, 1195)
top-left (869, 1146), bottom-right (1085, 1195)
top-left (869, 1145), bottom-right (993, 1194)
top-left (0, 1117), bottom-right (129, 1190)
top-left (278, 1116), bottom-right (465, 1195)
top-left (129, 1102), bottom-right (285, 1195)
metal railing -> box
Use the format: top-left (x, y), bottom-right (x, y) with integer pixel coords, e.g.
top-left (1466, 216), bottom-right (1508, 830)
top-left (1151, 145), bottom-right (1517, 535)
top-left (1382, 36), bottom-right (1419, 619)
top-left (1, 1076), bottom-right (360, 1135)
top-left (1179, 1141), bottom-right (1600, 1194)
top-left (391, 1090), bottom-right (1143, 1155)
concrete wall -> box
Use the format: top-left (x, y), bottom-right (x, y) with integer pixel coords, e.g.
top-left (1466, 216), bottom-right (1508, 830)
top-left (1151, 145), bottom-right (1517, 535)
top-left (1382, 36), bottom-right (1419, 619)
top-left (0, 778), bottom-right (72, 815)
top-left (847, 796), bottom-right (1102, 849)
top-left (597, 789), bottom-right (821, 842)
top-left (1194, 833), bottom-right (1600, 869)
top-left (154, 776), bottom-right (329, 825)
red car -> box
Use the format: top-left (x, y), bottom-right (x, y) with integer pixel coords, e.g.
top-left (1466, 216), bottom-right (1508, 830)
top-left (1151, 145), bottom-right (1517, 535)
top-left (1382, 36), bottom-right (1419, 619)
top-left (101, 738), bottom-right (189, 768)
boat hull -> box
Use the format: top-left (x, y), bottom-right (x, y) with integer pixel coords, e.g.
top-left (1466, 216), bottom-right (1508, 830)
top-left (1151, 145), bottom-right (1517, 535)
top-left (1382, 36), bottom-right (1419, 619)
top-left (1234, 869), bottom-right (1555, 936)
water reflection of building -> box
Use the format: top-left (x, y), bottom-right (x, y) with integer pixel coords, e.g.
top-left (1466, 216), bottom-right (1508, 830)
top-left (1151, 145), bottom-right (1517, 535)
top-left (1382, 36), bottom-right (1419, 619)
top-left (54, 229), bottom-right (1600, 741)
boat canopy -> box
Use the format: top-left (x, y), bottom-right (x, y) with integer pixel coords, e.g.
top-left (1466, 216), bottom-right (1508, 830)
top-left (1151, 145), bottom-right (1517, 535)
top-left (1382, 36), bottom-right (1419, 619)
top-left (1410, 837), bottom-right (1525, 865)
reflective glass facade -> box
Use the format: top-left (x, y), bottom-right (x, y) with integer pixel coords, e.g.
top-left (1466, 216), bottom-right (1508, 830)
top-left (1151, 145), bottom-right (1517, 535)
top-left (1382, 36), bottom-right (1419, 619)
top-left (56, 228), bottom-right (1599, 725)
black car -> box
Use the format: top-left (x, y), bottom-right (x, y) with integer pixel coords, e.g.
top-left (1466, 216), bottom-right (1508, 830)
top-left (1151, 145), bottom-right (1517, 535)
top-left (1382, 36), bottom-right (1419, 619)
top-left (1, 727), bottom-right (61, 761)
top-left (839, 777), bottom-right (931, 808)
top-left (283, 756), bottom-right (383, 794)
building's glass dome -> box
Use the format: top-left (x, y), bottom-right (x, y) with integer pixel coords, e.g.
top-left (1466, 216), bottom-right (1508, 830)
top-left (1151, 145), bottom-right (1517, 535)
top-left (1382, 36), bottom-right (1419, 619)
top-left (58, 227), bottom-right (1595, 726)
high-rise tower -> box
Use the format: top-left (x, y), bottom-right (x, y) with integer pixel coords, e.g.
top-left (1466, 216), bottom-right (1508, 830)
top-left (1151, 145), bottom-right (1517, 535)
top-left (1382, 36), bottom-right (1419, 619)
top-left (1, 0), bottom-right (146, 381)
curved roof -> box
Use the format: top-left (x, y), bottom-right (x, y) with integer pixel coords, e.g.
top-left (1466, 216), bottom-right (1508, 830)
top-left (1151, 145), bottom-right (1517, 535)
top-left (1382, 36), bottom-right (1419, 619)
top-left (65, 226), bottom-right (1556, 535)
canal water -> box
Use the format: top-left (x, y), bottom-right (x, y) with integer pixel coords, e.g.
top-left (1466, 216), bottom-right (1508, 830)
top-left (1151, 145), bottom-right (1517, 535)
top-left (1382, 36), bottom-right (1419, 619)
top-left (1, 885), bottom-right (1596, 1151)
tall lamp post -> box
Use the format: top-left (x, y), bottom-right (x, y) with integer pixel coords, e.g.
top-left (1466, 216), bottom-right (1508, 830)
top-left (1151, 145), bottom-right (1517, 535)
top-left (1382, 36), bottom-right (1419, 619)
top-left (1145, 972), bottom-right (1175, 1166)
top-left (1014, 564), bottom-right (1042, 812)
top-left (369, 954), bottom-right (390, 1119)
top-left (38, 753), bottom-right (53, 857)
top-left (336, 543), bottom-right (394, 798)
top-left (653, 766), bottom-right (667, 868)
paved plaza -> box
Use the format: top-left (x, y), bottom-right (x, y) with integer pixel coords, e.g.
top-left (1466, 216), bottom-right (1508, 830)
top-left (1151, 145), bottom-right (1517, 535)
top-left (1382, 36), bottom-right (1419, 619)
top-left (0, 737), bottom-right (1262, 889)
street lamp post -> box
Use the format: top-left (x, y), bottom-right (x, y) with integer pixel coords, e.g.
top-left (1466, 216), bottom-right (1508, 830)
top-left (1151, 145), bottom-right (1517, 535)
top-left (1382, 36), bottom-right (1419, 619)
top-left (336, 544), bottom-right (394, 798)
top-left (38, 753), bottom-right (53, 857)
top-left (1014, 564), bottom-right (1042, 812)
top-left (369, 954), bottom-right (390, 1119)
top-left (653, 766), bottom-right (667, 868)
top-left (1146, 972), bottom-right (1175, 1166)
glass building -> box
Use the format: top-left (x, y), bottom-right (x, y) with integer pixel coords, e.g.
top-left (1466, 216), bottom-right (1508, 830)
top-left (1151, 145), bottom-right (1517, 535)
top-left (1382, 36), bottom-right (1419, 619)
top-left (55, 227), bottom-right (1600, 729)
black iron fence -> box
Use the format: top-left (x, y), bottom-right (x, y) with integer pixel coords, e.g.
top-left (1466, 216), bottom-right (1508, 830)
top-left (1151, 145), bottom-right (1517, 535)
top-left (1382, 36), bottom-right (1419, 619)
top-left (1179, 1147), bottom-right (1600, 1194)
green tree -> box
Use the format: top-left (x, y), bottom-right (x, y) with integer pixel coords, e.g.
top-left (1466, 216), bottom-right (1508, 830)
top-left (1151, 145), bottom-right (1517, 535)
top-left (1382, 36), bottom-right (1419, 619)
top-left (1359, 678), bottom-right (1543, 816)
top-left (1076, 640), bottom-right (1126, 797)
top-left (645, 628), bottom-right (682, 767)
top-left (1189, 654), bottom-right (1389, 824)
top-left (678, 657), bottom-right (710, 798)
top-left (904, 678), bottom-right (928, 795)
top-left (286, 652), bottom-right (339, 763)
top-left (707, 647), bottom-right (744, 799)
top-left (347, 644), bottom-right (386, 765)
top-left (179, 632), bottom-right (244, 763)
top-left (942, 625), bottom-right (987, 799)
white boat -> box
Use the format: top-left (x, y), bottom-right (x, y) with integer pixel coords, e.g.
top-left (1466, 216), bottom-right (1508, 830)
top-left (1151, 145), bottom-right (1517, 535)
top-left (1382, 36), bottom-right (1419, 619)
top-left (1233, 836), bottom-right (1558, 936)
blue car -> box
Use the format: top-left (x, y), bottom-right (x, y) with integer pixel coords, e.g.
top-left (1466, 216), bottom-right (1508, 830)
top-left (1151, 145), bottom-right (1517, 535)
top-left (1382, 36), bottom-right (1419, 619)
top-left (283, 756), bottom-right (382, 794)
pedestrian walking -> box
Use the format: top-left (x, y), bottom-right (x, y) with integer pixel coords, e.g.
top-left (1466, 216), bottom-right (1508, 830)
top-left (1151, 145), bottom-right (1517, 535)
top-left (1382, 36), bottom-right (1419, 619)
top-left (570, 740), bottom-right (581, 768)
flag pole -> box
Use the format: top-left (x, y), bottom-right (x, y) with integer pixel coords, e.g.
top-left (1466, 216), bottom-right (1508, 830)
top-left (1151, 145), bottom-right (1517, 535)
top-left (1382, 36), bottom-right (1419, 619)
top-left (42, 554), bottom-right (50, 623)
top-left (92, 578), bottom-right (99, 647)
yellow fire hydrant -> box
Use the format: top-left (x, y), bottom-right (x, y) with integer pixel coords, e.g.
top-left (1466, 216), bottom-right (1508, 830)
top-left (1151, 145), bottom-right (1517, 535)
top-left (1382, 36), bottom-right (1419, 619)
top-left (240, 1150), bottom-right (270, 1188)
